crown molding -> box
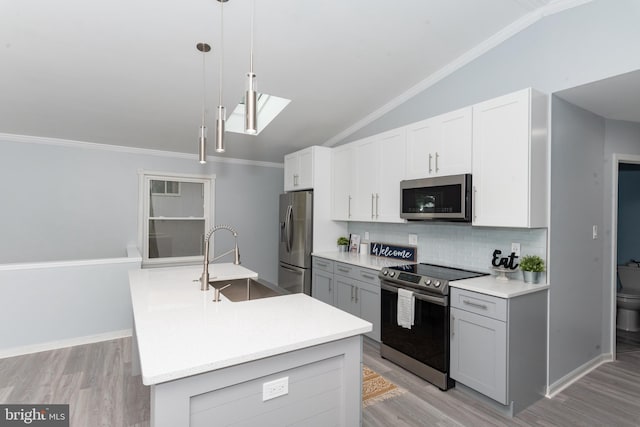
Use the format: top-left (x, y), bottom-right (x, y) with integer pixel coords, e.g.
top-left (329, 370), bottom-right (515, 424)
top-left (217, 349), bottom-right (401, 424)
top-left (322, 0), bottom-right (593, 147)
top-left (0, 132), bottom-right (284, 169)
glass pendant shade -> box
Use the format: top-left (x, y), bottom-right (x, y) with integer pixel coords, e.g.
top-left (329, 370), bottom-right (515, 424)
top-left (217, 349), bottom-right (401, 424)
top-left (198, 125), bottom-right (207, 163)
top-left (215, 105), bottom-right (226, 153)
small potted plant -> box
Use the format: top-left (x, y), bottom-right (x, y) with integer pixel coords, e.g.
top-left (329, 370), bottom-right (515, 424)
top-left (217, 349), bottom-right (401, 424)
top-left (337, 236), bottom-right (350, 252)
top-left (520, 255), bottom-right (545, 284)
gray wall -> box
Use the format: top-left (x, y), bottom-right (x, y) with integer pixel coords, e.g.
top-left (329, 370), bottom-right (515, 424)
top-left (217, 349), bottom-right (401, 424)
top-left (338, 0), bottom-right (640, 387)
top-left (549, 97), bottom-right (605, 384)
top-left (0, 137), bottom-right (283, 283)
top-left (338, 0), bottom-right (640, 146)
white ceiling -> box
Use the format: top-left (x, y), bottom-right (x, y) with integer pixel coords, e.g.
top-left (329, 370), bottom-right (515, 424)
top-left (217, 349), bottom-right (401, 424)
top-left (555, 69), bottom-right (640, 123)
top-left (1, 0), bottom-right (590, 163)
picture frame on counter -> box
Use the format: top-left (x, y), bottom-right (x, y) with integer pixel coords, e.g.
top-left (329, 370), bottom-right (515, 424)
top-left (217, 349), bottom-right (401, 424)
top-left (349, 234), bottom-right (361, 252)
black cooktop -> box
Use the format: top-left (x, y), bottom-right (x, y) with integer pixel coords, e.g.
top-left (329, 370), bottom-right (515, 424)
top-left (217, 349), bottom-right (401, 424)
top-left (388, 263), bottom-right (487, 281)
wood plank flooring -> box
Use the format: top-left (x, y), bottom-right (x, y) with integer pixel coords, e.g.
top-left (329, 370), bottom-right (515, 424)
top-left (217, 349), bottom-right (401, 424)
top-left (0, 337), bottom-right (639, 426)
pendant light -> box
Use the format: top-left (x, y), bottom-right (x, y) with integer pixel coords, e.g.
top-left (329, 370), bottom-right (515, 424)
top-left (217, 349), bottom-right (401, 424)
top-left (245, 0), bottom-right (257, 134)
top-left (196, 42), bottom-right (211, 164)
top-left (215, 0), bottom-right (228, 152)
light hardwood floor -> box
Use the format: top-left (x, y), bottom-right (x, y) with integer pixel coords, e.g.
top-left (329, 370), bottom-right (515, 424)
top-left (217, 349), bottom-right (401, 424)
top-left (0, 337), bottom-right (639, 426)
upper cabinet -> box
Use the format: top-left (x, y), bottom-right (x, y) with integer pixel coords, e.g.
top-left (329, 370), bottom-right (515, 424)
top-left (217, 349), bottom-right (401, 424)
top-left (405, 107), bottom-right (472, 179)
top-left (332, 129), bottom-right (406, 223)
top-left (284, 147), bottom-right (315, 191)
top-left (471, 88), bottom-right (548, 228)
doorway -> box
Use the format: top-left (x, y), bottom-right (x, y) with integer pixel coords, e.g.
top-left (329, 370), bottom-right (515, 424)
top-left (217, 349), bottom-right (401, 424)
top-left (612, 156), bottom-right (640, 356)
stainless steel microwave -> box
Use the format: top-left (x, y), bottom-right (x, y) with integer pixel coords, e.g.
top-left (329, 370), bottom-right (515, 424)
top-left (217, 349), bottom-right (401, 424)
top-left (400, 174), bottom-right (472, 221)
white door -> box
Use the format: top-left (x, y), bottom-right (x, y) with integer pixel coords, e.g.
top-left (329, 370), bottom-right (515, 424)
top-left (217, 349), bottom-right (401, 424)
top-left (405, 117), bottom-right (437, 179)
top-left (354, 137), bottom-right (379, 221)
top-left (377, 129), bottom-right (406, 223)
top-left (331, 145), bottom-right (354, 220)
top-left (436, 107), bottom-right (472, 176)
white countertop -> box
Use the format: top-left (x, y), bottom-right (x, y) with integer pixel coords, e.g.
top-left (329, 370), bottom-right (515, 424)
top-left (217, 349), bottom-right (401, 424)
top-left (451, 275), bottom-right (549, 298)
top-left (312, 251), bottom-right (415, 270)
top-left (129, 264), bottom-right (372, 386)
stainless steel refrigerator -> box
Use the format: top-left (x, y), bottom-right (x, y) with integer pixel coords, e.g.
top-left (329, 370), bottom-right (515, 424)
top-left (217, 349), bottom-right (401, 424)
top-left (278, 191), bottom-right (313, 295)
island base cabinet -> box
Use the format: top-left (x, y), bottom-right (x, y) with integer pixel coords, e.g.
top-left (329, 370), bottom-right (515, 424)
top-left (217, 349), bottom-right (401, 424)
top-left (450, 307), bottom-right (507, 404)
top-left (150, 336), bottom-right (363, 427)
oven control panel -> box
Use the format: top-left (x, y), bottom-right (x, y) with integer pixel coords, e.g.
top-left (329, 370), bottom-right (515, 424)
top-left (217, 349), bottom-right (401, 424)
top-left (379, 267), bottom-right (448, 295)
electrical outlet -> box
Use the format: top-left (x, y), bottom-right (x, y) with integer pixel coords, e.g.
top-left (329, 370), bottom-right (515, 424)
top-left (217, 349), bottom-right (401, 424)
top-left (409, 234), bottom-right (418, 245)
top-left (593, 225), bottom-right (598, 240)
top-left (364, 231), bottom-right (370, 241)
top-left (511, 242), bottom-right (521, 257)
top-left (263, 377), bottom-right (288, 401)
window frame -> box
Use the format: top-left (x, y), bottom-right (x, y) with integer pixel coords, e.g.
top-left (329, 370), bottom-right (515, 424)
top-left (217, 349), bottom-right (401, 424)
top-left (137, 170), bottom-right (216, 268)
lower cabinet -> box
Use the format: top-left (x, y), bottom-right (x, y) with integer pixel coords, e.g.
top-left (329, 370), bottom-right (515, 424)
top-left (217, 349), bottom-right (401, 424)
top-left (311, 257), bottom-right (381, 342)
top-left (449, 287), bottom-right (547, 415)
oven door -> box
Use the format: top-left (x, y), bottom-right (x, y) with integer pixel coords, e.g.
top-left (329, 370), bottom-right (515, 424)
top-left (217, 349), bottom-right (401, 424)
top-left (380, 282), bottom-right (450, 374)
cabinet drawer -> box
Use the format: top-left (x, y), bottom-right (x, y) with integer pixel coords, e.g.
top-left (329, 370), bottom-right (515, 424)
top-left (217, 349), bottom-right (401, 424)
top-left (313, 257), bottom-right (334, 273)
top-left (451, 288), bottom-right (507, 321)
top-left (334, 262), bottom-right (355, 278)
top-left (354, 267), bottom-right (379, 286)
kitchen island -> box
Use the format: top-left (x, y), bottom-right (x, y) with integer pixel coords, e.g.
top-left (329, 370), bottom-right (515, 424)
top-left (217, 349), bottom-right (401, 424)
top-left (129, 264), bottom-right (372, 427)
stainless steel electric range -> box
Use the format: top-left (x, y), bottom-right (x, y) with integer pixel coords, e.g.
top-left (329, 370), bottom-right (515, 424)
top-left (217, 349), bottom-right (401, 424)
top-left (378, 263), bottom-right (488, 390)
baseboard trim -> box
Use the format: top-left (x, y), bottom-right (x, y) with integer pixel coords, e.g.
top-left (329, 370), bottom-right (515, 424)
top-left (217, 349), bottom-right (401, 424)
top-left (546, 352), bottom-right (613, 398)
top-left (0, 329), bottom-right (133, 359)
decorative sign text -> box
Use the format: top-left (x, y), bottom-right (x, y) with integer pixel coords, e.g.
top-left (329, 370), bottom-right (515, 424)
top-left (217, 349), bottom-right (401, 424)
top-left (491, 249), bottom-right (519, 270)
top-left (370, 242), bottom-right (417, 261)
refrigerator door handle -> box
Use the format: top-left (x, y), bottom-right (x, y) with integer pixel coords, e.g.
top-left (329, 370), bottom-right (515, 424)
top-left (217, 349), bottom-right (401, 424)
top-left (285, 204), bottom-right (293, 253)
top-left (281, 265), bottom-right (303, 274)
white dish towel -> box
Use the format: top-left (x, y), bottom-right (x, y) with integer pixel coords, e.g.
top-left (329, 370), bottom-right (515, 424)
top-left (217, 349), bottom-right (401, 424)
top-left (397, 288), bottom-right (415, 329)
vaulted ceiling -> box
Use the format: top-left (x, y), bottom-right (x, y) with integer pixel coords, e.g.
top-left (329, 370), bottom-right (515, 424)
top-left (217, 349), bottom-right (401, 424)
top-left (1, 0), bottom-right (592, 163)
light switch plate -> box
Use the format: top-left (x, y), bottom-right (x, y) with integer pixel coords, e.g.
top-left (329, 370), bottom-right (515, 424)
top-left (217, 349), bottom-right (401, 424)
top-left (364, 232), bottom-right (370, 240)
top-left (593, 225), bottom-right (598, 240)
top-left (409, 234), bottom-right (418, 245)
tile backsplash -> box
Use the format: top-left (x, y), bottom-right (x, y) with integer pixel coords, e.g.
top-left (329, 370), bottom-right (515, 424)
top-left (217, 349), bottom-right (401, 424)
top-left (348, 222), bottom-right (547, 276)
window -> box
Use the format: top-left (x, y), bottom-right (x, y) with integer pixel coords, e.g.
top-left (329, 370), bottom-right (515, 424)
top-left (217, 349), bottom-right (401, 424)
top-left (138, 171), bottom-right (215, 267)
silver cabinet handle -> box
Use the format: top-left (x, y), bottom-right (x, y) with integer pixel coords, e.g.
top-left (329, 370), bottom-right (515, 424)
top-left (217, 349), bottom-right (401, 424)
top-left (337, 267), bottom-right (350, 273)
top-left (451, 314), bottom-right (455, 337)
top-left (360, 273), bottom-right (375, 280)
top-left (351, 285), bottom-right (355, 302)
top-left (435, 152), bottom-right (439, 173)
top-left (371, 193), bottom-right (375, 220)
top-left (428, 153), bottom-right (433, 173)
top-left (355, 287), bottom-right (358, 303)
top-left (463, 300), bottom-right (488, 310)
top-left (473, 186), bottom-right (477, 221)
top-left (329, 279), bottom-right (332, 293)
top-left (375, 193), bottom-right (379, 219)
top-left (316, 261), bottom-right (328, 267)
top-left (348, 195), bottom-right (352, 218)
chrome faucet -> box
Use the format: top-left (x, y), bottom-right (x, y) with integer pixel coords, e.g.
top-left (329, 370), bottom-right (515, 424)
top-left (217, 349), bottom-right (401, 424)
top-left (200, 224), bottom-right (240, 291)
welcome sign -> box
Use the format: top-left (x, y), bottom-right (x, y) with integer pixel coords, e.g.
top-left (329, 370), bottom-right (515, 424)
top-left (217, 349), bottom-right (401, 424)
top-left (369, 242), bottom-right (417, 262)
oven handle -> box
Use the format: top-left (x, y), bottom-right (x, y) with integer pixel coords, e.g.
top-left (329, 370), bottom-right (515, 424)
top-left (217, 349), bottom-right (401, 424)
top-left (381, 282), bottom-right (447, 306)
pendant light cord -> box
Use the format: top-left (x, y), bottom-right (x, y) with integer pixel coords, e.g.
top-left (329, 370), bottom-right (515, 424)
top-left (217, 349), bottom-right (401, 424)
top-left (201, 49), bottom-right (206, 126)
top-left (249, 0), bottom-right (254, 74)
top-left (219, 0), bottom-right (224, 106)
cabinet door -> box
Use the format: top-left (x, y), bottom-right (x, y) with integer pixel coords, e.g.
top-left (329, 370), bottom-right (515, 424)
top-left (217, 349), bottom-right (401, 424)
top-left (297, 148), bottom-right (314, 190)
top-left (354, 137), bottom-right (379, 221)
top-left (376, 129), bottom-right (406, 223)
top-left (436, 107), bottom-right (472, 176)
top-left (331, 146), bottom-right (354, 220)
top-left (283, 153), bottom-right (298, 191)
top-left (450, 307), bottom-right (507, 404)
top-left (311, 269), bottom-right (335, 306)
top-left (357, 282), bottom-right (380, 342)
top-left (472, 89), bottom-right (530, 227)
top-left (405, 118), bottom-right (437, 179)
top-left (335, 277), bottom-right (359, 317)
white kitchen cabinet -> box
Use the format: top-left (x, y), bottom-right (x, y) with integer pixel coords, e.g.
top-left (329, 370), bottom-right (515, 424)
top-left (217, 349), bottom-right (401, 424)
top-left (405, 107), bottom-right (472, 179)
top-left (311, 257), bottom-right (335, 305)
top-left (449, 287), bottom-right (547, 415)
top-left (351, 128), bottom-right (406, 223)
top-left (331, 144), bottom-right (355, 221)
top-left (471, 88), bottom-right (547, 228)
top-left (284, 146), bottom-right (315, 191)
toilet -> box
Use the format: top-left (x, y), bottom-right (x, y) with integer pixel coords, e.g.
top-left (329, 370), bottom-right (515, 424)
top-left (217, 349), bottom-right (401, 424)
top-left (617, 263), bottom-right (640, 331)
